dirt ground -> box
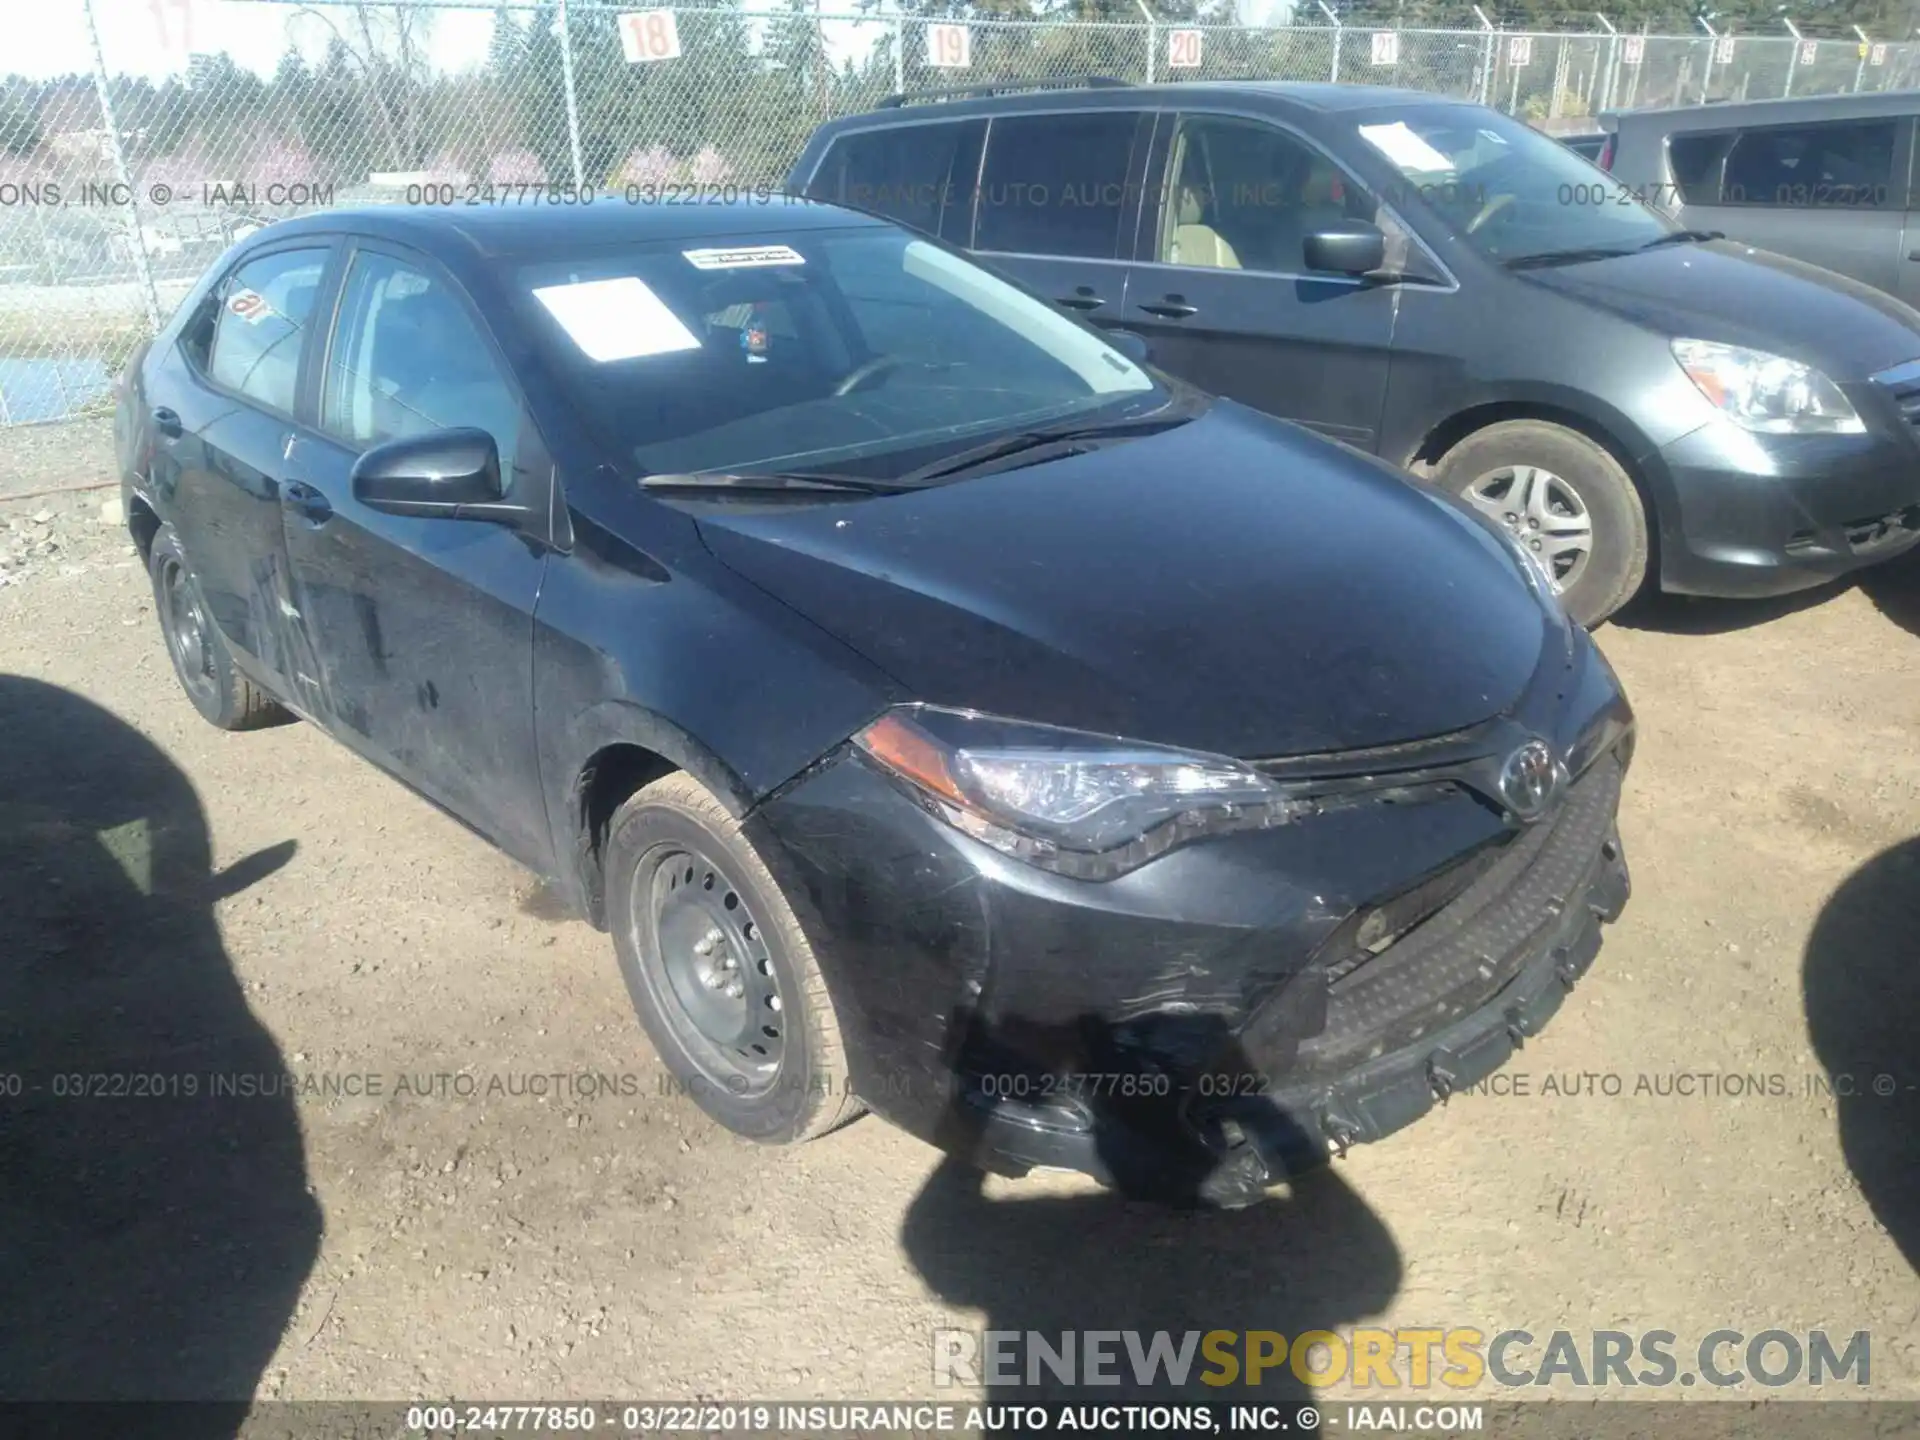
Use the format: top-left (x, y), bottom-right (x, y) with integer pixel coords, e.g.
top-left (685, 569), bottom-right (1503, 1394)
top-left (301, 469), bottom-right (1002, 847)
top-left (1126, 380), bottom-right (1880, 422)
top-left (3, 419), bottom-right (1918, 1412)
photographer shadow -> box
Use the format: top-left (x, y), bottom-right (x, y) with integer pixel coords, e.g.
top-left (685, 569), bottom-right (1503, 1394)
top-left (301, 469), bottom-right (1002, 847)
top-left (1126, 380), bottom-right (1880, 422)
top-left (900, 1010), bottom-right (1403, 1432)
top-left (0, 675), bottom-right (319, 1420)
top-left (1803, 836), bottom-right (1920, 1272)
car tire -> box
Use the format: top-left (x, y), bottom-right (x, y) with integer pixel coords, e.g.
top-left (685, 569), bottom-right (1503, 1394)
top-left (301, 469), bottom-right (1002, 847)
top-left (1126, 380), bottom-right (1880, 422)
top-left (606, 771), bottom-right (861, 1144)
top-left (148, 526), bottom-right (291, 730)
top-left (1433, 420), bottom-right (1649, 628)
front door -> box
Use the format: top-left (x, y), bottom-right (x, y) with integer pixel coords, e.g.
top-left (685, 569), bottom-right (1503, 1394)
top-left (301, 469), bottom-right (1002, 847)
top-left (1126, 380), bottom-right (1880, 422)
top-left (1119, 112), bottom-right (1400, 452)
top-left (279, 241), bottom-right (553, 868)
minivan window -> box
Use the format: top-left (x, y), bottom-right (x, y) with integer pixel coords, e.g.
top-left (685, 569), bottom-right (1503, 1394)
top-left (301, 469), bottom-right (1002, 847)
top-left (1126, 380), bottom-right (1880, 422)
top-left (1356, 105), bottom-right (1671, 261)
top-left (1719, 121), bottom-right (1897, 208)
top-left (515, 227), bottom-right (1158, 478)
top-left (205, 247), bottom-right (329, 414)
top-left (974, 111), bottom-right (1140, 259)
top-left (806, 121), bottom-right (983, 241)
top-left (1666, 131), bottom-right (1731, 205)
top-left (1158, 115), bottom-right (1379, 275)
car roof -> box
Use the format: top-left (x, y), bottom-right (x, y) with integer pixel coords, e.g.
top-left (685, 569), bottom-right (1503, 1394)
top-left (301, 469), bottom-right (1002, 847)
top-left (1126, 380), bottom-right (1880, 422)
top-left (251, 198), bottom-right (889, 262)
top-left (813, 79), bottom-right (1477, 132)
top-left (1607, 88), bottom-right (1920, 134)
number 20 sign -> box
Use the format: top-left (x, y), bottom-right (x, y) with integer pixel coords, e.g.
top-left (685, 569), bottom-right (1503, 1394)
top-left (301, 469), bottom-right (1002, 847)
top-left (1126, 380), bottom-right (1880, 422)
top-left (619, 10), bottom-right (683, 63)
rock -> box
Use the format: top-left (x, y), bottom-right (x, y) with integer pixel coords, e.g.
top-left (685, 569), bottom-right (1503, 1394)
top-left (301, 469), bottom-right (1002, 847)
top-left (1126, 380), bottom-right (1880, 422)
top-left (99, 496), bottom-right (125, 526)
top-left (30, 509), bottom-right (53, 525)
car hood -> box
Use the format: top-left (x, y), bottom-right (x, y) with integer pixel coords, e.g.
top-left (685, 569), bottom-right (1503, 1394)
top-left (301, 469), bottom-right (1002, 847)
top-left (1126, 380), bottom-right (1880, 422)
top-left (1518, 239), bottom-right (1920, 380)
top-left (689, 403), bottom-right (1554, 760)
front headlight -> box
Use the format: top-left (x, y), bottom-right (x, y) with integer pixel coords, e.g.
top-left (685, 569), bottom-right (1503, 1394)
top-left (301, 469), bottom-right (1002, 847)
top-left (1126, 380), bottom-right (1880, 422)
top-left (853, 706), bottom-right (1301, 880)
top-left (1671, 338), bottom-right (1864, 434)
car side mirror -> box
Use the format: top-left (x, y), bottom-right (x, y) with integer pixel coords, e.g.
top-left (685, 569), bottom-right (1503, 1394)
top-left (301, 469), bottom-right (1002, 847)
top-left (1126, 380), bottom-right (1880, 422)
top-left (1106, 329), bottom-right (1151, 365)
top-left (1303, 221), bottom-right (1388, 277)
top-left (350, 427), bottom-right (528, 525)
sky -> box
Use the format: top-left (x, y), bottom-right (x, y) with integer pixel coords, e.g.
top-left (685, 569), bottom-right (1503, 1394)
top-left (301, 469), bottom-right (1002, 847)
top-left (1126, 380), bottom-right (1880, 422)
top-left (18, 0), bottom-right (1293, 83)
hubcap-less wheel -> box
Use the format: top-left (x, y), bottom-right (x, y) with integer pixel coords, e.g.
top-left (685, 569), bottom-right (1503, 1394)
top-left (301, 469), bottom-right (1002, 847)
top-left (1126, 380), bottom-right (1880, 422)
top-left (1461, 464), bottom-right (1593, 593)
top-left (634, 845), bottom-right (785, 1094)
top-left (159, 554), bottom-right (219, 710)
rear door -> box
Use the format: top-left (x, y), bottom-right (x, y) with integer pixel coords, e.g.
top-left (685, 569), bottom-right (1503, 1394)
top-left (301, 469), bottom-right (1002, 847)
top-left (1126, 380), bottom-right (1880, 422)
top-left (1118, 110), bottom-right (1400, 452)
top-left (1666, 116), bottom-right (1911, 296)
top-left (156, 241), bottom-right (336, 695)
top-left (964, 108), bottom-right (1152, 323)
top-left (277, 239), bottom-right (555, 868)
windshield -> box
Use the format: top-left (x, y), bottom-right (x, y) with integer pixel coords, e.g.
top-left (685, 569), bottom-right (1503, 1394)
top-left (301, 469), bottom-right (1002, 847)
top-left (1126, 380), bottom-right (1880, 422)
top-left (1354, 105), bottom-right (1674, 262)
top-left (514, 225), bottom-right (1160, 480)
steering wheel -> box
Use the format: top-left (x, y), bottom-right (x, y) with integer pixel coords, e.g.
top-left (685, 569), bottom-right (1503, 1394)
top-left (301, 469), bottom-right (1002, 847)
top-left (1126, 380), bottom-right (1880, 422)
top-left (833, 354), bottom-right (907, 398)
top-left (1466, 192), bottom-right (1516, 235)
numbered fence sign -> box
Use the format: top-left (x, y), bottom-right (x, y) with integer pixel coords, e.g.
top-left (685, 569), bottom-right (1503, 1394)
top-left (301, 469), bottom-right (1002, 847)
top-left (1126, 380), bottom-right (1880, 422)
top-left (927, 23), bottom-right (972, 69)
top-left (1872, 42), bottom-right (1888, 66)
top-left (618, 10), bottom-right (682, 63)
top-left (1506, 35), bottom-right (1533, 65)
top-left (1713, 36), bottom-right (1735, 64)
top-left (1799, 39), bottom-right (1818, 64)
top-left (1168, 29), bottom-right (1203, 68)
top-left (1620, 35), bottom-right (1644, 65)
top-left (1370, 31), bottom-right (1399, 66)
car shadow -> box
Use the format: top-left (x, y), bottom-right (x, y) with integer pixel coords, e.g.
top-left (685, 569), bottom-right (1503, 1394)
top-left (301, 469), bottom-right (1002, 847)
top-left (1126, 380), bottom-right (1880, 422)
top-left (899, 1011), bottom-right (1402, 1432)
top-left (1803, 835), bottom-right (1920, 1274)
top-left (1609, 579), bottom-right (1850, 636)
top-left (0, 675), bottom-right (320, 1419)
top-left (1856, 550), bottom-right (1920, 638)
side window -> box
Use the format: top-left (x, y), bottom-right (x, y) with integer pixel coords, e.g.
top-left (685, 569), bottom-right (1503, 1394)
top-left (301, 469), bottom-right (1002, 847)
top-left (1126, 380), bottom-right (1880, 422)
top-left (1667, 131), bottom-right (1733, 204)
top-left (1720, 120), bottom-right (1898, 209)
top-left (808, 121), bottom-right (984, 242)
top-left (974, 111), bottom-right (1141, 259)
top-left (1158, 116), bottom-right (1377, 276)
top-left (320, 251), bottom-right (520, 483)
top-left (203, 247), bottom-right (329, 413)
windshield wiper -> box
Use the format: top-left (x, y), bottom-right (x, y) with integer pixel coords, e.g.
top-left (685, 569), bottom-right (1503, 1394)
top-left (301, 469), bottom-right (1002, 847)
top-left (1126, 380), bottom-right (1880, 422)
top-left (896, 411), bottom-right (1195, 486)
top-left (1502, 244), bottom-right (1639, 270)
top-left (1638, 228), bottom-right (1724, 250)
top-left (640, 470), bottom-right (909, 495)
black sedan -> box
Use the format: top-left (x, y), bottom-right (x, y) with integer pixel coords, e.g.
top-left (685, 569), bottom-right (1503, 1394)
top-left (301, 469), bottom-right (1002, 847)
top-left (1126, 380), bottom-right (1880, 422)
top-left (114, 199), bottom-right (1633, 1205)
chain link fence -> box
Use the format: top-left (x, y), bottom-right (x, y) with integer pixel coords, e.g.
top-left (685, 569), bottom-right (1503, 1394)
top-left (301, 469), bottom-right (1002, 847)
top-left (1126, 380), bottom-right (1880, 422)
top-left (2, 0), bottom-right (1917, 427)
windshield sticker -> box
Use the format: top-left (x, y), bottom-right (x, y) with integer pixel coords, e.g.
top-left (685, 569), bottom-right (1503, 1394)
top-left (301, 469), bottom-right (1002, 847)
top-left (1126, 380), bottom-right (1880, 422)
top-left (532, 276), bottom-right (701, 362)
top-left (227, 288), bottom-right (274, 323)
top-left (681, 245), bottom-right (805, 270)
top-left (1358, 121), bottom-right (1456, 174)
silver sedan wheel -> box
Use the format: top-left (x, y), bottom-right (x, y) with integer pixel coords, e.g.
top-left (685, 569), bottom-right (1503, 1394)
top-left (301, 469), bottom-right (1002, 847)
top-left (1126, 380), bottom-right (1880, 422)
top-left (1461, 464), bottom-right (1593, 593)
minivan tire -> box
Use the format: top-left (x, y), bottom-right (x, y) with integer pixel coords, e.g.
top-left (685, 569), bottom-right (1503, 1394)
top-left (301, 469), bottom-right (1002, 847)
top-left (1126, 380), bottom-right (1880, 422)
top-left (1433, 420), bottom-right (1649, 628)
top-left (148, 526), bottom-right (291, 730)
top-left (606, 772), bottom-right (861, 1144)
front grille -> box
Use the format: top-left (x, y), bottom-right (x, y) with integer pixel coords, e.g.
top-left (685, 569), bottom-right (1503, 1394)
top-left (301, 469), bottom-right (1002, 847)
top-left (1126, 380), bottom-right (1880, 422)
top-left (1279, 752), bottom-right (1623, 1080)
top-left (1869, 358), bottom-right (1920, 432)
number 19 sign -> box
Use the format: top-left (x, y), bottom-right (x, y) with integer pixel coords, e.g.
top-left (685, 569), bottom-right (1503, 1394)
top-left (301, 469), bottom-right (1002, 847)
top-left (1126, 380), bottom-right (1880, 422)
top-left (619, 9), bottom-right (683, 63)
top-left (927, 23), bottom-right (972, 68)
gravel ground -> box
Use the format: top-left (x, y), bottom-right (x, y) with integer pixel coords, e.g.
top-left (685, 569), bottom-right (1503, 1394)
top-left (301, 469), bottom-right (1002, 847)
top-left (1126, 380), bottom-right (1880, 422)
top-left (2, 438), bottom-right (1917, 1416)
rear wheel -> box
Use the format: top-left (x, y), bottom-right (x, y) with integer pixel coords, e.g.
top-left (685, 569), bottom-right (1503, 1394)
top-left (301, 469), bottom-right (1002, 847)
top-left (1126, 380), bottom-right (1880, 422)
top-left (1434, 420), bottom-right (1649, 628)
top-left (605, 772), bottom-right (860, 1143)
top-left (148, 527), bottom-right (290, 730)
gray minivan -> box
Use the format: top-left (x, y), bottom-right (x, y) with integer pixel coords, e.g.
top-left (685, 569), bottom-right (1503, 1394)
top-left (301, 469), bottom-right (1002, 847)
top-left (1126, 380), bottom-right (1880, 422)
top-left (1602, 91), bottom-right (1920, 304)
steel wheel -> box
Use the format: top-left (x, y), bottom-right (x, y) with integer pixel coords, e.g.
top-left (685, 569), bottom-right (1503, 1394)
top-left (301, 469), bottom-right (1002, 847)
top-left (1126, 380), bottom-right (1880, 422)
top-left (632, 843), bottom-right (785, 1094)
top-left (157, 552), bottom-right (220, 712)
top-left (1461, 463), bottom-right (1593, 594)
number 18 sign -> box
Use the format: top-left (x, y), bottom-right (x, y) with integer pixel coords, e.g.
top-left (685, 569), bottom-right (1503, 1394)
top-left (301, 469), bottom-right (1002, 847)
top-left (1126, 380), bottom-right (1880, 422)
top-left (619, 10), bottom-right (683, 63)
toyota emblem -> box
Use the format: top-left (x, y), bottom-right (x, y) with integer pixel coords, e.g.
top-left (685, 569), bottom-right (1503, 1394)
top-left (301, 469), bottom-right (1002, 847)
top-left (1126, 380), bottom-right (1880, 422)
top-left (1498, 739), bottom-right (1564, 821)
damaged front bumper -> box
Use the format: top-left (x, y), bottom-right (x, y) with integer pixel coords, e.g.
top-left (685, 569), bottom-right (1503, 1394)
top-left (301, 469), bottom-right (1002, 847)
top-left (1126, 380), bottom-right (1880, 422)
top-left (749, 636), bottom-right (1633, 1204)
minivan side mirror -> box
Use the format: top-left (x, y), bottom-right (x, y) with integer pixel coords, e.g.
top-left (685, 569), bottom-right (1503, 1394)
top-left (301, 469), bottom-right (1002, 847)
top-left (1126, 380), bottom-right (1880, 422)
top-left (1303, 221), bottom-right (1388, 277)
top-left (1106, 328), bottom-right (1151, 365)
top-left (350, 427), bottom-right (529, 526)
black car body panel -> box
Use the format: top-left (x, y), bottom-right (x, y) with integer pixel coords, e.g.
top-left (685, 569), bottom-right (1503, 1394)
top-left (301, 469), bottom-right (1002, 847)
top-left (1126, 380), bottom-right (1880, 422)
top-left (788, 82), bottom-right (1920, 600)
top-left (118, 200), bottom-right (1633, 1189)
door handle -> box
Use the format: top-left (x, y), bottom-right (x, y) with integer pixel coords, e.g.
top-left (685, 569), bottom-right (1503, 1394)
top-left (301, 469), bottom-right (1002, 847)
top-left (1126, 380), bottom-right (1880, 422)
top-left (1056, 287), bottom-right (1104, 311)
top-left (1140, 298), bottom-right (1199, 319)
top-left (282, 481), bottom-right (333, 525)
top-left (151, 406), bottom-right (182, 439)
top-left (1908, 249), bottom-right (1920, 261)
